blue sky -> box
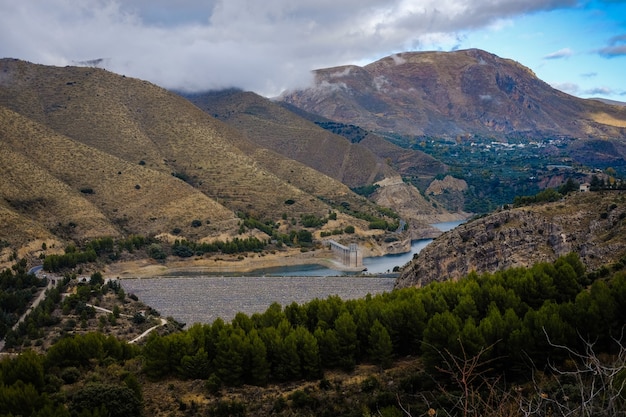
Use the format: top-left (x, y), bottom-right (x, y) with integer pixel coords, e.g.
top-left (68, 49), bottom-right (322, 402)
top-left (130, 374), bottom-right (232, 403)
top-left (0, 1), bottom-right (624, 99)
top-left (457, 1), bottom-right (626, 99)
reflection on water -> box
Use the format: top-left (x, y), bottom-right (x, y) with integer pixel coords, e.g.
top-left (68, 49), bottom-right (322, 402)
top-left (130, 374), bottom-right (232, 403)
top-left (362, 239), bottom-right (431, 274)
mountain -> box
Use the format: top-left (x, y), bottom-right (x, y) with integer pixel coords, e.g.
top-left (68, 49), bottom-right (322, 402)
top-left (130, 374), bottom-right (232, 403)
top-left (183, 89), bottom-right (390, 187)
top-left (395, 190), bottom-right (626, 288)
top-left (182, 89), bottom-right (447, 187)
top-left (0, 59), bottom-right (398, 254)
top-left (280, 49), bottom-right (626, 140)
top-left (182, 89), bottom-right (458, 238)
top-left (590, 98), bottom-right (626, 107)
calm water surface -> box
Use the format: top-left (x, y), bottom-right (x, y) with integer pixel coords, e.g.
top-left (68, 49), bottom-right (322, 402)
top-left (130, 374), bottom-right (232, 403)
top-left (120, 221), bottom-right (464, 325)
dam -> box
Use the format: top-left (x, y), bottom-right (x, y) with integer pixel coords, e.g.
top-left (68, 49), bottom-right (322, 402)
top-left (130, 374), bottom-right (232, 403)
top-left (326, 240), bottom-right (363, 268)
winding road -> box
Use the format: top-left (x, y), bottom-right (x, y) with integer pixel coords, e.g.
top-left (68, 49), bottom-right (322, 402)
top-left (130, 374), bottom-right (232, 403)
top-left (1, 267), bottom-right (166, 353)
top-left (85, 303), bottom-right (167, 344)
top-left (0, 266), bottom-right (53, 353)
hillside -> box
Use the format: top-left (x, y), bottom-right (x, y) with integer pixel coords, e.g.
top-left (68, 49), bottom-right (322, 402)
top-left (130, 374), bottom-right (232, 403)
top-left (396, 190), bottom-right (626, 288)
top-left (184, 90), bottom-right (447, 184)
top-left (0, 59), bottom-right (406, 259)
top-left (280, 49), bottom-right (626, 140)
top-left (183, 89), bottom-right (457, 237)
top-left (183, 89), bottom-right (392, 187)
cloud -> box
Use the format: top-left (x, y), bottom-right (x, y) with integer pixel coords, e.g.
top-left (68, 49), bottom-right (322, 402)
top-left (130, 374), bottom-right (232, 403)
top-left (598, 33), bottom-right (626, 58)
top-left (584, 86), bottom-right (614, 96)
top-left (329, 68), bottom-right (354, 78)
top-left (543, 48), bottom-right (573, 60)
top-left (0, 0), bottom-right (583, 95)
top-left (551, 82), bottom-right (580, 95)
top-left (390, 54), bottom-right (407, 65)
top-left (598, 45), bottom-right (626, 58)
top-left (581, 72), bottom-right (597, 78)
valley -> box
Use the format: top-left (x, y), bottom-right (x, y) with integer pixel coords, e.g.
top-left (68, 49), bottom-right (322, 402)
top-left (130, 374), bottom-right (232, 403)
top-left (1, 49), bottom-right (626, 417)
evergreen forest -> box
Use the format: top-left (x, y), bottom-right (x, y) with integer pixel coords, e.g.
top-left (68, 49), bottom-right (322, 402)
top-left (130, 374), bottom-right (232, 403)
top-left (1, 253), bottom-right (626, 416)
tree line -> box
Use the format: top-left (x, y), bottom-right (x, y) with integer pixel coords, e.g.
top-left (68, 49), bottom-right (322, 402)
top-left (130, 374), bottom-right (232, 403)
top-left (2, 253), bottom-right (625, 416)
top-left (141, 253), bottom-right (626, 388)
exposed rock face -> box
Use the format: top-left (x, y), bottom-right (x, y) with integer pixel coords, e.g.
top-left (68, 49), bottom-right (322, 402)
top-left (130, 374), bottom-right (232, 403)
top-left (426, 175), bottom-right (468, 212)
top-left (370, 176), bottom-right (453, 240)
top-left (395, 191), bottom-right (626, 288)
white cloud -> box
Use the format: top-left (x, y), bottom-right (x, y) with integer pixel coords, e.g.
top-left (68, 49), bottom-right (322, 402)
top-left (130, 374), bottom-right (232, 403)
top-left (585, 86), bottom-right (614, 96)
top-left (390, 54), bottom-right (407, 65)
top-left (0, 0), bottom-right (583, 96)
top-left (329, 68), bottom-right (354, 78)
top-left (551, 82), bottom-right (580, 95)
top-left (543, 48), bottom-right (573, 60)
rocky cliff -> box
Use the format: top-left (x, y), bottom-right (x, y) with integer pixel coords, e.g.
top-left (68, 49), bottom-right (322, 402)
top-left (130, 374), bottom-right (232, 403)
top-left (395, 191), bottom-right (626, 288)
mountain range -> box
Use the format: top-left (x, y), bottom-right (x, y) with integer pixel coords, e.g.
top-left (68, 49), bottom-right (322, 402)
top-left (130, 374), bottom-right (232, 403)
top-left (0, 58), bottom-right (410, 257)
top-left (2, 49), bottom-right (626, 263)
top-left (0, 59), bottom-right (447, 256)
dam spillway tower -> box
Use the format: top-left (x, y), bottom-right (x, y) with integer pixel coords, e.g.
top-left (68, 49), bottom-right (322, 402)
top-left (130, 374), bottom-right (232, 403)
top-left (326, 240), bottom-right (363, 268)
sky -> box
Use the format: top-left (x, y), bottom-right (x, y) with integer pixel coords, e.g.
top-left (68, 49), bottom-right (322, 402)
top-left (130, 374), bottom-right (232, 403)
top-left (0, 0), bottom-right (624, 99)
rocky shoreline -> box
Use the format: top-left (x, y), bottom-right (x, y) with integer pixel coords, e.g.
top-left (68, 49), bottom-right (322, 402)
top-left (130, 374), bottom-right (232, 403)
top-left (104, 247), bottom-right (364, 279)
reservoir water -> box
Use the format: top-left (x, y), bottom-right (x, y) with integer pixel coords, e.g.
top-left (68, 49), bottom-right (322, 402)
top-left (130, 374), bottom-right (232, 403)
top-left (120, 221), bottom-right (463, 325)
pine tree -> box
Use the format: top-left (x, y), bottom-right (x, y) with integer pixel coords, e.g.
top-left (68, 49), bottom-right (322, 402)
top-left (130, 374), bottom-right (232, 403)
top-left (214, 328), bottom-right (246, 386)
top-left (293, 326), bottom-right (321, 379)
top-left (334, 311), bottom-right (358, 371)
top-left (368, 319), bottom-right (393, 369)
top-left (245, 329), bottom-right (270, 386)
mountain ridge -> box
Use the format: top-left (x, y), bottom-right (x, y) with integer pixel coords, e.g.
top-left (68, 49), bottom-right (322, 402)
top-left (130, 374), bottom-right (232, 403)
top-left (280, 48), bottom-right (626, 140)
top-left (395, 191), bottom-right (626, 288)
top-left (0, 58), bottom-right (412, 260)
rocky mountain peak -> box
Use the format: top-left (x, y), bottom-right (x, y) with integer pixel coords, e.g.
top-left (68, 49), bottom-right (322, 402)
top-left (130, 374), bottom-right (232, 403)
top-left (281, 49), bottom-right (626, 140)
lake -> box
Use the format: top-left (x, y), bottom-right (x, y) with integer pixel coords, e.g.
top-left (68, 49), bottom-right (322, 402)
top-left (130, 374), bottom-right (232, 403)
top-left (120, 221), bottom-right (463, 325)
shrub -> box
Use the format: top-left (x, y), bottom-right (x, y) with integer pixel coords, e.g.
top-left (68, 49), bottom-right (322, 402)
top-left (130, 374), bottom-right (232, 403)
top-left (289, 390), bottom-right (317, 409)
top-left (210, 400), bottom-right (246, 417)
top-left (148, 243), bottom-right (167, 260)
top-left (173, 244), bottom-right (194, 258)
top-left (60, 367), bottom-right (81, 384)
top-left (70, 383), bottom-right (142, 417)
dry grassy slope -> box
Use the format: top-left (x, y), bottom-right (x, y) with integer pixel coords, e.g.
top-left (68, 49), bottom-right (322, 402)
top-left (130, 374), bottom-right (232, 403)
top-left (281, 49), bottom-right (626, 140)
top-left (0, 105), bottom-right (239, 243)
top-left (396, 191), bottom-right (626, 288)
top-left (183, 90), bottom-right (457, 226)
top-left (0, 59), bottom-right (343, 222)
top-left (183, 90), bottom-right (400, 187)
top-left (358, 132), bottom-right (446, 178)
top-left (248, 148), bottom-right (375, 212)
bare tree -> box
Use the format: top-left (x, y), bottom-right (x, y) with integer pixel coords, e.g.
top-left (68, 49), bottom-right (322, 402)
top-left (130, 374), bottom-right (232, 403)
top-left (419, 339), bottom-right (520, 417)
top-left (518, 328), bottom-right (626, 417)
